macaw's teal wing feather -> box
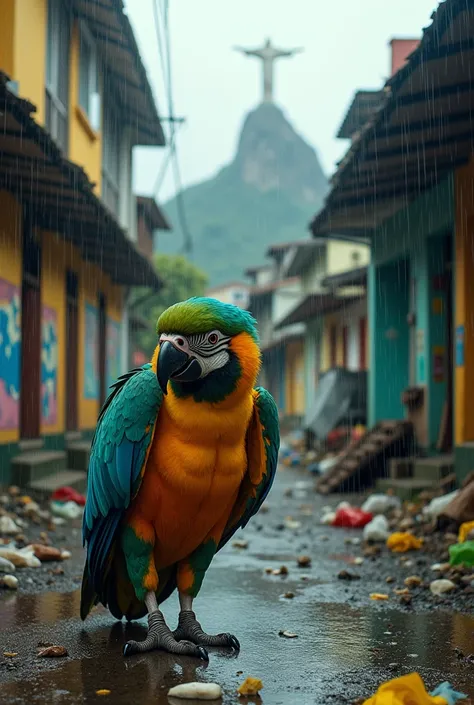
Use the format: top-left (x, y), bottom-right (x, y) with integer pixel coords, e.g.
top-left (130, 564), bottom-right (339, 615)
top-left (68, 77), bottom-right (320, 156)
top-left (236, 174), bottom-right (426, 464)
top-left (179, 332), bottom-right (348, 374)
top-left (218, 386), bottom-right (280, 550)
top-left (80, 363), bottom-right (163, 620)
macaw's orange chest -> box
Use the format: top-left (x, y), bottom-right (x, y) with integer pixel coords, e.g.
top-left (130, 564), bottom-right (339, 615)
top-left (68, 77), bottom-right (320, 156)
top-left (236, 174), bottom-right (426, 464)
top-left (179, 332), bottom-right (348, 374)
top-left (130, 391), bottom-right (254, 570)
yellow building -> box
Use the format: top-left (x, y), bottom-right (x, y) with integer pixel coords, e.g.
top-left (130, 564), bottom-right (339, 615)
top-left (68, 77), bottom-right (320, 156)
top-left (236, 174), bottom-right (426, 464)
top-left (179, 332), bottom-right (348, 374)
top-left (0, 0), bottom-right (165, 487)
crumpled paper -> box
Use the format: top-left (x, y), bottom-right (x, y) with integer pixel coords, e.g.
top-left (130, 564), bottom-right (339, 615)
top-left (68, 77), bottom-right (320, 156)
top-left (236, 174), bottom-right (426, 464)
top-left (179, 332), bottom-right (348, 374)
top-left (386, 532), bottom-right (423, 553)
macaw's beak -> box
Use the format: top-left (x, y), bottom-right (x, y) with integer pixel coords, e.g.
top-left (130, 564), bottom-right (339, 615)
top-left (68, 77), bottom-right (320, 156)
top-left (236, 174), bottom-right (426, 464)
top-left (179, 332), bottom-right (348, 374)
top-left (157, 341), bottom-right (203, 395)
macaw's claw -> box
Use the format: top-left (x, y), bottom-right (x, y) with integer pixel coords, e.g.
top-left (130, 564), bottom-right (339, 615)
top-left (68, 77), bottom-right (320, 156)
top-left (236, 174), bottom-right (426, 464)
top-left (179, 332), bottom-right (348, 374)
top-left (123, 610), bottom-right (209, 660)
top-left (173, 610), bottom-right (241, 651)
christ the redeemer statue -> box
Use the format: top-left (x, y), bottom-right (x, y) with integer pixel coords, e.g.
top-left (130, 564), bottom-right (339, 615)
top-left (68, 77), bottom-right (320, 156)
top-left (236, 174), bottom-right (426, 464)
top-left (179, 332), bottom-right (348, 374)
top-left (234, 38), bottom-right (303, 103)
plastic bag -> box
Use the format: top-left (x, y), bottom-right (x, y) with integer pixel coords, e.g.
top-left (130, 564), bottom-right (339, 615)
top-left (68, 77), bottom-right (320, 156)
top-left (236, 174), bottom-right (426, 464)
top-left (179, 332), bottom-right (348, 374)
top-left (423, 491), bottom-right (459, 519)
top-left (332, 507), bottom-right (373, 529)
top-left (361, 494), bottom-right (401, 515)
top-left (362, 673), bottom-right (466, 705)
top-left (449, 540), bottom-right (474, 568)
top-left (386, 532), bottom-right (423, 553)
top-left (363, 515), bottom-right (389, 542)
top-left (458, 520), bottom-right (474, 543)
top-left (51, 486), bottom-right (86, 506)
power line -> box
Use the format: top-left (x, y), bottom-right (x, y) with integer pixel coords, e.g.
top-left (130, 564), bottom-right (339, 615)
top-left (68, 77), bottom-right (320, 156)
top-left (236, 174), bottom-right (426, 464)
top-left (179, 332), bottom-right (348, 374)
top-left (153, 0), bottom-right (193, 255)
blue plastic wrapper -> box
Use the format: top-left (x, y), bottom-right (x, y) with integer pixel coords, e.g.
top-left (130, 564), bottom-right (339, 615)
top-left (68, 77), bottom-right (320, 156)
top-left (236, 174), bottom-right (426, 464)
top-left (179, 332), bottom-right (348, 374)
top-left (430, 682), bottom-right (467, 705)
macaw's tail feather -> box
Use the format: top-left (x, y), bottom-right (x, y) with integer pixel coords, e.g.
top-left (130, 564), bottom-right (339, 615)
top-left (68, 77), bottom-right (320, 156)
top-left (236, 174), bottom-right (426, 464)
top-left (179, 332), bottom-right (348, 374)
top-left (80, 568), bottom-right (99, 621)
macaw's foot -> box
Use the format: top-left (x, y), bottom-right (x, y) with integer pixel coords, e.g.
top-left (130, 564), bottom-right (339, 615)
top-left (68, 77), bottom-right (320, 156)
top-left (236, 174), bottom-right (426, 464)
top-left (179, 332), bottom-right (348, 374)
top-left (123, 610), bottom-right (208, 660)
top-left (173, 610), bottom-right (240, 651)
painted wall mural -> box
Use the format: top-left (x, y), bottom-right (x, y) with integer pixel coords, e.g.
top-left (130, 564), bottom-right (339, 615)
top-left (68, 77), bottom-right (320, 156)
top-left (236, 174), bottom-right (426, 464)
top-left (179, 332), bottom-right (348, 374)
top-left (84, 303), bottom-right (99, 400)
top-left (106, 318), bottom-right (122, 391)
top-left (0, 279), bottom-right (21, 431)
top-left (41, 306), bottom-right (58, 426)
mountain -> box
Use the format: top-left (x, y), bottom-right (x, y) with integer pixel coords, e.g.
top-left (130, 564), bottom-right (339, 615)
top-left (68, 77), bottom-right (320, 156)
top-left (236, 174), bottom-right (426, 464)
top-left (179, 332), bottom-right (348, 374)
top-left (160, 103), bottom-right (328, 286)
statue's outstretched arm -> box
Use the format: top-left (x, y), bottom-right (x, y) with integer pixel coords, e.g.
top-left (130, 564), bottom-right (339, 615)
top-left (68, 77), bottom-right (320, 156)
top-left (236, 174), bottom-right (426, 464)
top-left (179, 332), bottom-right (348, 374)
top-left (277, 48), bottom-right (304, 58)
top-left (234, 46), bottom-right (262, 58)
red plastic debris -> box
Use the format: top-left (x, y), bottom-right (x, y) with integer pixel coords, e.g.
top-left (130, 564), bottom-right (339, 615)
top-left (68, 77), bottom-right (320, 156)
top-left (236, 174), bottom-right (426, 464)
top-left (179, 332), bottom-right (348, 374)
top-left (51, 486), bottom-right (86, 506)
top-left (332, 507), bottom-right (373, 529)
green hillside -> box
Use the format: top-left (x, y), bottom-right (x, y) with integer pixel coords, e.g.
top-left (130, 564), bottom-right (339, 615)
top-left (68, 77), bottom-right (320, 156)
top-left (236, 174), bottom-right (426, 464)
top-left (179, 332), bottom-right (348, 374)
top-left (160, 103), bottom-right (328, 286)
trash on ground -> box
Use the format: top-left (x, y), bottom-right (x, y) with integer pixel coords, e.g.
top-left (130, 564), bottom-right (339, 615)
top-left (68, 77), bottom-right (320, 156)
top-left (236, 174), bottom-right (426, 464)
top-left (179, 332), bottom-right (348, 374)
top-left (361, 495), bottom-right (401, 516)
top-left (3, 652), bottom-right (18, 658)
top-left (430, 579), bottom-right (456, 596)
top-left (0, 516), bottom-right (22, 535)
top-left (321, 511), bottom-right (337, 525)
top-left (0, 544), bottom-right (41, 568)
top-left (237, 677), bottom-right (264, 696)
top-left (370, 593), bottom-right (389, 601)
top-left (458, 521), bottom-right (474, 543)
top-left (332, 507), bottom-right (373, 529)
top-left (232, 540), bottom-right (248, 549)
top-left (284, 517), bottom-right (301, 530)
top-left (279, 630), bottom-right (298, 638)
top-left (404, 576), bottom-right (422, 588)
top-left (167, 683), bottom-right (223, 701)
top-left (363, 516), bottom-right (389, 542)
top-left (431, 563), bottom-right (451, 572)
top-left (95, 690), bottom-right (111, 696)
top-left (338, 570), bottom-right (360, 581)
top-left (386, 532), bottom-right (423, 553)
top-left (353, 557), bottom-right (364, 565)
top-left (297, 555), bottom-right (311, 567)
top-left (361, 673), bottom-right (467, 705)
top-left (272, 566), bottom-right (289, 576)
top-left (0, 574), bottom-right (18, 589)
top-left (438, 475), bottom-right (474, 529)
top-left (283, 591), bottom-right (295, 599)
top-left (51, 486), bottom-right (86, 506)
top-left (38, 645), bottom-right (68, 658)
top-left (50, 500), bottom-right (83, 520)
top-left (423, 491), bottom-right (459, 519)
top-left (60, 550), bottom-right (72, 560)
top-left (449, 541), bottom-right (474, 568)
top-left (0, 557), bottom-right (16, 573)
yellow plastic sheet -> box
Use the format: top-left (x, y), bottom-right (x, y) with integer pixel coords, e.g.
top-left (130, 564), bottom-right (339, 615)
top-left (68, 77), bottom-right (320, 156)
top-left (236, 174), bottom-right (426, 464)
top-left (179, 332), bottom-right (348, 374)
top-left (458, 520), bottom-right (474, 543)
top-left (386, 532), bottom-right (423, 553)
top-left (362, 673), bottom-right (448, 705)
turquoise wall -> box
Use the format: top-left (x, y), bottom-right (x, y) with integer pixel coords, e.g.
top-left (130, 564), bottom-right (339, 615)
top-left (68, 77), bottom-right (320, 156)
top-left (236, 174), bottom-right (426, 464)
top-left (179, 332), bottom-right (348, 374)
top-left (368, 178), bottom-right (454, 445)
top-left (369, 259), bottom-right (410, 425)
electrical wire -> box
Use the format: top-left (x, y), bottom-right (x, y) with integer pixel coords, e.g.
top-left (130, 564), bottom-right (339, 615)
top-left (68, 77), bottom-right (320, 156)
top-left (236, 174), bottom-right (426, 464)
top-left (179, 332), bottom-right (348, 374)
top-left (152, 0), bottom-right (193, 254)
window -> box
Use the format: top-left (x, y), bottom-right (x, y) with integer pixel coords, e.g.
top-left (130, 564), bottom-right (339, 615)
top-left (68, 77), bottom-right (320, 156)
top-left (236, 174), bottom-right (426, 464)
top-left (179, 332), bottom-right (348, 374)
top-left (45, 0), bottom-right (70, 153)
top-left (102, 102), bottom-right (121, 216)
top-left (78, 21), bottom-right (100, 131)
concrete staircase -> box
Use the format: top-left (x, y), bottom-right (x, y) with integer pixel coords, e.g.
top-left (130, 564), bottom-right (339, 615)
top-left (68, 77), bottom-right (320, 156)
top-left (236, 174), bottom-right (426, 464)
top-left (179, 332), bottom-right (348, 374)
top-left (376, 454), bottom-right (455, 500)
top-left (10, 436), bottom-right (90, 496)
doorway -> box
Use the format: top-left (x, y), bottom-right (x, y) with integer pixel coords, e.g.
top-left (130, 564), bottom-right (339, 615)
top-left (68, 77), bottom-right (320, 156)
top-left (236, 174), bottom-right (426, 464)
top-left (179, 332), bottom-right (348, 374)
top-left (436, 235), bottom-right (454, 452)
top-left (65, 271), bottom-right (79, 431)
top-left (20, 218), bottom-right (41, 440)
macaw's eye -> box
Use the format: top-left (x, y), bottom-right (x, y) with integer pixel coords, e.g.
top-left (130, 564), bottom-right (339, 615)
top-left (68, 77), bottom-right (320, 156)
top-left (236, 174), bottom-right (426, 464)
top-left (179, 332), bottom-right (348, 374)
top-left (207, 333), bottom-right (219, 345)
top-left (176, 337), bottom-right (185, 347)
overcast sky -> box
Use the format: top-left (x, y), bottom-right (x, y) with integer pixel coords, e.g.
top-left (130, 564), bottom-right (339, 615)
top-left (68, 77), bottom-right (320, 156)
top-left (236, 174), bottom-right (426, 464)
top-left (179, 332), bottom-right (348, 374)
top-left (125, 0), bottom-right (438, 203)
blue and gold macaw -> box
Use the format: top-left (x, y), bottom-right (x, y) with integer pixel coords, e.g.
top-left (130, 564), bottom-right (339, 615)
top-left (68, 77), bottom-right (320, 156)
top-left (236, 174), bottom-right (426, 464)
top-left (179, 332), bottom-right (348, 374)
top-left (81, 297), bottom-right (280, 659)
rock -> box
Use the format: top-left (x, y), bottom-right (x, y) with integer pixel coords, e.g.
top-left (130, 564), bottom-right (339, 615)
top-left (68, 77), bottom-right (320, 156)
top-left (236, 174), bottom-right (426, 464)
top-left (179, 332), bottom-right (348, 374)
top-left (168, 683), bottom-right (222, 700)
top-left (430, 579), bottom-right (456, 596)
top-left (400, 594), bottom-right (413, 606)
top-left (394, 588), bottom-right (410, 596)
top-left (353, 557), bottom-right (364, 565)
top-left (283, 591), bottom-right (295, 599)
top-left (386, 576), bottom-right (395, 584)
top-left (338, 570), bottom-right (360, 581)
top-left (22, 501), bottom-right (41, 517)
top-left (284, 517), bottom-right (301, 530)
top-left (0, 575), bottom-right (18, 589)
top-left (264, 567), bottom-right (273, 574)
top-left (32, 544), bottom-right (62, 562)
top-left (237, 677), bottom-right (263, 696)
top-left (0, 557), bottom-right (16, 573)
top-left (0, 516), bottom-right (21, 535)
top-left (38, 645), bottom-right (68, 658)
top-left (60, 550), bottom-right (72, 560)
top-left (460, 574), bottom-right (474, 585)
top-left (431, 562), bottom-right (450, 573)
top-left (278, 630), bottom-right (298, 638)
top-left (404, 576), bottom-right (422, 588)
top-left (272, 566), bottom-right (289, 576)
top-left (8, 486), bottom-right (20, 497)
top-left (297, 555), bottom-right (311, 568)
top-left (398, 517), bottom-right (415, 531)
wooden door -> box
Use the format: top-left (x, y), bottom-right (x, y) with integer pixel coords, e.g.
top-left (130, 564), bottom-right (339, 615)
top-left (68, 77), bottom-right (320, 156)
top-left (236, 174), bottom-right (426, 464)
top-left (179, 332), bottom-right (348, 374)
top-left (98, 293), bottom-right (107, 406)
top-left (65, 271), bottom-right (78, 431)
top-left (20, 221), bottom-right (41, 439)
top-left (342, 326), bottom-right (349, 368)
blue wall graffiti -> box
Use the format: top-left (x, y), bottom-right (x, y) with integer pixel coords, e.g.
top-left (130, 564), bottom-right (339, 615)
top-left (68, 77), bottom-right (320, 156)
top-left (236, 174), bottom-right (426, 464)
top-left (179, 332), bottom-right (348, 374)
top-left (84, 303), bottom-right (99, 400)
top-left (0, 279), bottom-right (21, 430)
top-left (41, 306), bottom-right (58, 425)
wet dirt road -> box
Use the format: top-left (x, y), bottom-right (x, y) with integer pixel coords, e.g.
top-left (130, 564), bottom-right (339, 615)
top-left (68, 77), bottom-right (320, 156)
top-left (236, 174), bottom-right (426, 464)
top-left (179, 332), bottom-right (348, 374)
top-left (1, 468), bottom-right (473, 704)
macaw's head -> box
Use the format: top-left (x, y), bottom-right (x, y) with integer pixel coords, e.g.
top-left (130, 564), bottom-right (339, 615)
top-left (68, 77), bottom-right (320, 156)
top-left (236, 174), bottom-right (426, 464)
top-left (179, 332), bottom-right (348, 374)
top-left (154, 297), bottom-right (261, 403)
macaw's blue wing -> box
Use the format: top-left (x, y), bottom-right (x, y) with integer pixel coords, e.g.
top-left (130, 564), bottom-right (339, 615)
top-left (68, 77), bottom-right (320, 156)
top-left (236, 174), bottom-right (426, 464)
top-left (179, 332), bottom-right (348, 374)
top-left (218, 386), bottom-right (280, 551)
top-left (80, 363), bottom-right (163, 620)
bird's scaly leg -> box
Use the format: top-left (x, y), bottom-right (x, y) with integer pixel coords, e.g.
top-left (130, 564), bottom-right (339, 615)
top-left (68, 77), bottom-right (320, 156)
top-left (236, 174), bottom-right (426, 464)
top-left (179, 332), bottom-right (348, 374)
top-left (172, 508), bottom-right (240, 651)
top-left (121, 517), bottom-right (207, 659)
top-left (173, 592), bottom-right (240, 651)
top-left (123, 592), bottom-right (208, 659)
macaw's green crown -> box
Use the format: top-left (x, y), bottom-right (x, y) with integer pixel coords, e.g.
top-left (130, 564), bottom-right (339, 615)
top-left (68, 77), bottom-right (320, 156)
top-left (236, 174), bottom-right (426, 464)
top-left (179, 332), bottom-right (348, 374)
top-left (157, 297), bottom-right (259, 342)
